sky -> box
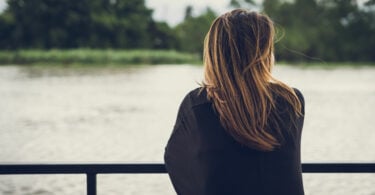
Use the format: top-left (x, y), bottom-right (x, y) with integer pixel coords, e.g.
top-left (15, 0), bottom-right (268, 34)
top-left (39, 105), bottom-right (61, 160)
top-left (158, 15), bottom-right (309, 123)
top-left (0, 0), bottom-right (5, 13)
top-left (145, 0), bottom-right (234, 26)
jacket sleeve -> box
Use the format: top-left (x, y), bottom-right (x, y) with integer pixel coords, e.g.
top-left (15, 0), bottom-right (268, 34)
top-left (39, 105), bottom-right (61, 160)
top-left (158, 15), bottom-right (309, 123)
top-left (164, 95), bottom-right (196, 195)
top-left (293, 88), bottom-right (305, 115)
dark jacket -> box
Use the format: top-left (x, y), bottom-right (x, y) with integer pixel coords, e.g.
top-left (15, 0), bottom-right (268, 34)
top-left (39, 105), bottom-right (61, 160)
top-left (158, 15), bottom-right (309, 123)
top-left (164, 87), bottom-right (305, 195)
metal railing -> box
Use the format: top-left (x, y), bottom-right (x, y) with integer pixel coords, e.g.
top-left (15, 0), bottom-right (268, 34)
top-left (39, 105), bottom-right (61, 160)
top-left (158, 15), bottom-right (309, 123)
top-left (0, 163), bottom-right (374, 195)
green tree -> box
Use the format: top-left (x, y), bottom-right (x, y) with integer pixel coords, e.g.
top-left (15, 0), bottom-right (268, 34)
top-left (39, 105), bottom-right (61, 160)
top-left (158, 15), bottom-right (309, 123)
top-left (0, 10), bottom-right (15, 49)
top-left (262, 0), bottom-right (375, 62)
top-left (229, 0), bottom-right (256, 8)
top-left (175, 7), bottom-right (217, 54)
top-left (0, 0), bottom-right (158, 49)
top-left (263, 0), bottom-right (323, 61)
top-left (4, 0), bottom-right (92, 48)
top-left (184, 5), bottom-right (193, 20)
top-left (88, 0), bottom-right (153, 48)
top-left (147, 21), bottom-right (178, 49)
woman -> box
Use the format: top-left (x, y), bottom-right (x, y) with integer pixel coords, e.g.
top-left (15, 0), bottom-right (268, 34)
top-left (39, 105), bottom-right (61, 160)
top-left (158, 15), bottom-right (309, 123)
top-left (164, 9), bottom-right (305, 195)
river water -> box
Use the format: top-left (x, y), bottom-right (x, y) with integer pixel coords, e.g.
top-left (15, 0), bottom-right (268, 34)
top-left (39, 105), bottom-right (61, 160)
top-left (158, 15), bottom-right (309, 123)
top-left (0, 64), bottom-right (374, 195)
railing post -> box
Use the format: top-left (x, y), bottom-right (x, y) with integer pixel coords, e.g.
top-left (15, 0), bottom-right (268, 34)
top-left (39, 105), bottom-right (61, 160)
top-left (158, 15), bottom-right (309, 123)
top-left (87, 173), bottom-right (97, 195)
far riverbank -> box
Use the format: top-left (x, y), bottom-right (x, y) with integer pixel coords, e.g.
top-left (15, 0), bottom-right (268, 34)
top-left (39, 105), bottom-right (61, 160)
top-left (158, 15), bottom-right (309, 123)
top-left (0, 49), bottom-right (201, 66)
top-left (0, 49), bottom-right (374, 67)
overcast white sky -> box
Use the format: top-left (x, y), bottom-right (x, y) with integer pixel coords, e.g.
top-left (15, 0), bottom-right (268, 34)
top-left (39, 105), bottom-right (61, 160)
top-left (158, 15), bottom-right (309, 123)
top-left (0, 0), bottom-right (5, 12)
top-left (146, 0), bottom-right (235, 26)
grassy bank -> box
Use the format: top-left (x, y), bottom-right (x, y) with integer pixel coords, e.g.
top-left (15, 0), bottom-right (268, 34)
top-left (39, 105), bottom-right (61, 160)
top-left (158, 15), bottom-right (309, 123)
top-left (0, 49), bottom-right (373, 67)
top-left (0, 49), bottom-right (201, 66)
top-left (277, 61), bottom-right (375, 67)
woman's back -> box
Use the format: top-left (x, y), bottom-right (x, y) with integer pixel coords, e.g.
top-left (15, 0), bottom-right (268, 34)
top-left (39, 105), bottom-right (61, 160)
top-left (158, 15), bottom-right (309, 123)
top-left (164, 8), bottom-right (305, 195)
top-left (165, 87), bottom-right (304, 195)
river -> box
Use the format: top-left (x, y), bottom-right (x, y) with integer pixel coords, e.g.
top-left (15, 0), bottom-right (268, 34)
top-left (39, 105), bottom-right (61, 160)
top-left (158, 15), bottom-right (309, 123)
top-left (0, 64), bottom-right (374, 195)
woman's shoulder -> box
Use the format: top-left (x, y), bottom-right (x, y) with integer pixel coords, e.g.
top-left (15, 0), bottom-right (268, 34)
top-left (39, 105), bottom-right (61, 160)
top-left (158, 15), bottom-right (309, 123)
top-left (181, 87), bottom-right (210, 106)
top-left (292, 87), bottom-right (304, 105)
top-left (270, 83), bottom-right (304, 102)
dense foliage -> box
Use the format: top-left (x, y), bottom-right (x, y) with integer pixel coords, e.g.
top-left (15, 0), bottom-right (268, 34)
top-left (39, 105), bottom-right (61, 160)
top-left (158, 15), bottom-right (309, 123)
top-left (263, 0), bottom-right (375, 62)
top-left (0, 0), bottom-right (374, 62)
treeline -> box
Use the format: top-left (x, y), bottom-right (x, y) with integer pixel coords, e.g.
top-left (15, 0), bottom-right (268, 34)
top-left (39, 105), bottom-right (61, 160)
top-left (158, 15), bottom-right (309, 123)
top-left (263, 0), bottom-right (375, 62)
top-left (0, 0), bottom-right (214, 52)
top-left (0, 0), bottom-right (171, 49)
top-left (0, 0), bottom-right (374, 62)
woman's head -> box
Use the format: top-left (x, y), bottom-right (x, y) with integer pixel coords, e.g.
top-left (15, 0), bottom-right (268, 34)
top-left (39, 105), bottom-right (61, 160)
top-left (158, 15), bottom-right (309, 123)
top-left (203, 9), bottom-right (301, 151)
top-left (204, 9), bottom-right (275, 88)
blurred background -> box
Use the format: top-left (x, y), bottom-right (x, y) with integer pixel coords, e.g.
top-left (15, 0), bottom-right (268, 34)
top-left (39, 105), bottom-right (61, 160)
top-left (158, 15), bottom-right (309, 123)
top-left (0, 0), bottom-right (374, 194)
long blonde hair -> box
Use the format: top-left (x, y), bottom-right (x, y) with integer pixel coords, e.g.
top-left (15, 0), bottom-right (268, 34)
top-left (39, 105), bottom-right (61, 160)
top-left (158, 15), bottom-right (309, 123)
top-left (203, 9), bottom-right (302, 151)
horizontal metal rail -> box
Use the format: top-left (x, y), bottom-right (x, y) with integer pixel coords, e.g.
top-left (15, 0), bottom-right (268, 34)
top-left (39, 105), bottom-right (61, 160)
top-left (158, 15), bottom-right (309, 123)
top-left (0, 163), bottom-right (374, 195)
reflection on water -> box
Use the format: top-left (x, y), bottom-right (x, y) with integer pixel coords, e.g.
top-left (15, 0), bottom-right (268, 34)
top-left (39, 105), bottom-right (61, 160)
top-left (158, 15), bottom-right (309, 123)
top-left (0, 64), bottom-right (374, 195)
